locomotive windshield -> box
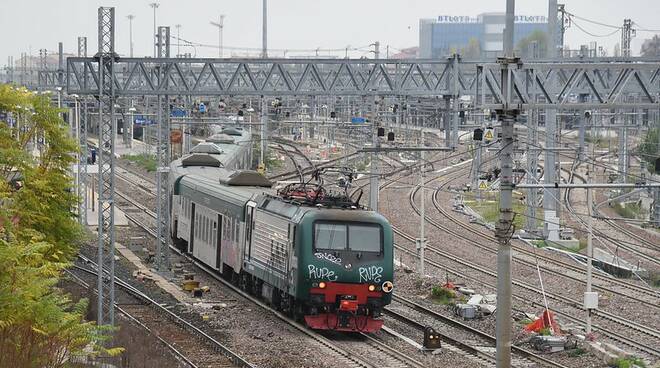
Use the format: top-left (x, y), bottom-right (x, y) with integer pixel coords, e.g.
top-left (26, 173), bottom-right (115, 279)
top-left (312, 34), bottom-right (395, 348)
top-left (314, 222), bottom-right (382, 253)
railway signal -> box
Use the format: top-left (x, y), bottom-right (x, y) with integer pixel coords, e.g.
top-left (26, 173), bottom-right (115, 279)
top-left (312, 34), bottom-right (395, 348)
top-left (423, 327), bottom-right (442, 350)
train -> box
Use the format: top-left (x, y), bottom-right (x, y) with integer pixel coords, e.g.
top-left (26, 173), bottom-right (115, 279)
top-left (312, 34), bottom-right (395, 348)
top-left (168, 126), bottom-right (394, 332)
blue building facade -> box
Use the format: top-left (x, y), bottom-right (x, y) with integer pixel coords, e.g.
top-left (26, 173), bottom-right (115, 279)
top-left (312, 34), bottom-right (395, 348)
top-left (420, 14), bottom-right (549, 59)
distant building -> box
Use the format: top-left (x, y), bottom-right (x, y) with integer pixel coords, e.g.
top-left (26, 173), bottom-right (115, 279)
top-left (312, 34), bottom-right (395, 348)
top-left (419, 14), bottom-right (549, 59)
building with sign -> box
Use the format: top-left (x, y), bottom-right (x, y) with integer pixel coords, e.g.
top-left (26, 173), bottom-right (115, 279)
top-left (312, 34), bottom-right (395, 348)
top-left (419, 13), bottom-right (550, 59)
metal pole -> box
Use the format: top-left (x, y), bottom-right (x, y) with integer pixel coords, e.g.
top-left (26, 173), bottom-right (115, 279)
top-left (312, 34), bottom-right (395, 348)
top-left (495, 1), bottom-right (515, 367)
top-left (155, 26), bottom-right (171, 271)
top-left (96, 6), bottom-right (117, 327)
top-left (175, 24), bottom-right (181, 57)
top-left (526, 108), bottom-right (538, 233)
top-left (544, 0), bottom-right (559, 240)
top-left (58, 42), bottom-right (64, 86)
top-left (369, 96), bottom-right (379, 212)
top-left (586, 168), bottom-right (594, 334)
top-left (418, 128), bottom-right (425, 275)
top-left (74, 98), bottom-right (81, 221)
top-left (220, 15), bottom-right (225, 58)
top-left (260, 96), bottom-right (267, 167)
top-left (127, 15), bottom-right (135, 57)
top-left (149, 3), bottom-right (159, 57)
top-left (262, 0), bottom-right (268, 58)
top-left (451, 54), bottom-right (459, 149)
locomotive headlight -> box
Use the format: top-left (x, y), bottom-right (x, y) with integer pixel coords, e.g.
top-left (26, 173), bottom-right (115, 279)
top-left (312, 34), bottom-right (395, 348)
top-left (368, 284), bottom-right (376, 292)
top-left (319, 282), bottom-right (327, 289)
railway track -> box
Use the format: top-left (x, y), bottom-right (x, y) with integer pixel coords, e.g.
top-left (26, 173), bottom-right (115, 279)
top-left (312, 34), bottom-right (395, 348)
top-left (398, 166), bottom-right (660, 360)
top-left (432, 167), bottom-right (660, 306)
top-left (387, 295), bottom-right (570, 368)
top-left (71, 255), bottom-right (255, 368)
top-left (114, 187), bottom-right (422, 368)
top-left (564, 166), bottom-right (660, 268)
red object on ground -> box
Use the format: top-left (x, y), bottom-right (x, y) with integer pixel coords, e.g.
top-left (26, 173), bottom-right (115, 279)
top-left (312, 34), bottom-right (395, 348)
top-left (443, 281), bottom-right (455, 289)
top-left (525, 310), bottom-right (561, 334)
top-left (305, 314), bottom-right (384, 333)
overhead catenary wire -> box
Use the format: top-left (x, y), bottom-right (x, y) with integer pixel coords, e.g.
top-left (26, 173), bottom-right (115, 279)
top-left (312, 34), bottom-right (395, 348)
top-left (571, 19), bottom-right (621, 38)
top-left (171, 35), bottom-right (372, 55)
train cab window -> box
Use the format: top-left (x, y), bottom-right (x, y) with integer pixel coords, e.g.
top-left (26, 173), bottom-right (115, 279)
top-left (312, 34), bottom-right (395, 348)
top-left (314, 222), bottom-right (382, 253)
top-left (348, 224), bottom-right (382, 253)
top-left (314, 223), bottom-right (347, 250)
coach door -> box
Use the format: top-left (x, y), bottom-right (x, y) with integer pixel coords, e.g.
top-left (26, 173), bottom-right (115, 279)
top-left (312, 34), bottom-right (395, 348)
top-left (216, 214), bottom-right (222, 269)
top-left (189, 203), bottom-right (196, 253)
top-left (245, 201), bottom-right (256, 260)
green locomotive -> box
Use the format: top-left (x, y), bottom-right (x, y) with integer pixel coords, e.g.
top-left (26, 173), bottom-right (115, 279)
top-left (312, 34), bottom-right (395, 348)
top-left (171, 166), bottom-right (394, 332)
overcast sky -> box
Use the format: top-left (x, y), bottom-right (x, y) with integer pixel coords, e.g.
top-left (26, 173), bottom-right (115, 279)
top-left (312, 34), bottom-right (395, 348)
top-left (2, 0), bottom-right (660, 63)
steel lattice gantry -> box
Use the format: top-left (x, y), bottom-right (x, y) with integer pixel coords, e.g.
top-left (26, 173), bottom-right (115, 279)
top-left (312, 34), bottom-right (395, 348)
top-left (65, 56), bottom-right (660, 108)
top-left (66, 57), bottom-right (468, 97)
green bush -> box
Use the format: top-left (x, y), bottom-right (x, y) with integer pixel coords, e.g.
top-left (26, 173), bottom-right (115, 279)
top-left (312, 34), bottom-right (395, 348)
top-left (611, 356), bottom-right (646, 368)
top-left (568, 348), bottom-right (586, 357)
top-left (612, 202), bottom-right (645, 220)
top-left (124, 153), bottom-right (157, 172)
top-left (539, 327), bottom-right (552, 336)
top-left (430, 286), bottom-right (456, 305)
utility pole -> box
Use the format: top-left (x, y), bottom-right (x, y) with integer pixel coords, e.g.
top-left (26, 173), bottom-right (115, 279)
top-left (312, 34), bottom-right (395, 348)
top-left (260, 96), bottom-right (267, 168)
top-left (451, 54), bottom-right (459, 149)
top-left (525, 108), bottom-right (538, 233)
top-left (417, 128), bottom-right (426, 275)
top-left (262, 0), bottom-right (268, 58)
top-left (557, 4), bottom-right (567, 56)
top-left (174, 24), bottom-right (181, 57)
top-left (57, 42), bottom-right (64, 86)
top-left (371, 41), bottom-right (380, 59)
top-left (619, 125), bottom-right (628, 183)
top-left (369, 96), bottom-right (380, 212)
top-left (155, 25), bottom-right (171, 271)
top-left (77, 37), bottom-right (88, 225)
top-left (210, 15), bottom-right (225, 58)
top-left (149, 2), bottom-right (160, 57)
top-left (622, 19), bottom-right (634, 57)
top-left (584, 167), bottom-right (596, 334)
top-left (544, 0), bottom-right (560, 241)
top-left (495, 1), bottom-right (516, 367)
top-left (127, 15), bottom-right (135, 57)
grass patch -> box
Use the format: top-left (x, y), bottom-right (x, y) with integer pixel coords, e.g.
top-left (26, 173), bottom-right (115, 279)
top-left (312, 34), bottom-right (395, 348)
top-left (266, 152), bottom-right (284, 169)
top-left (568, 348), bottom-right (586, 357)
top-left (612, 202), bottom-right (646, 220)
top-left (430, 286), bottom-right (457, 305)
top-left (532, 240), bottom-right (548, 248)
top-left (124, 153), bottom-right (157, 172)
top-left (463, 192), bottom-right (527, 230)
top-left (585, 133), bottom-right (616, 149)
top-left (611, 356), bottom-right (646, 368)
top-left (539, 327), bottom-right (552, 336)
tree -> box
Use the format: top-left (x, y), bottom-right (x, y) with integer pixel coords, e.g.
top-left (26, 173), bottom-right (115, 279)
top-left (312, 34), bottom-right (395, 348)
top-left (0, 84), bottom-right (121, 366)
top-left (461, 38), bottom-right (482, 60)
top-left (516, 30), bottom-right (548, 58)
top-left (641, 35), bottom-right (660, 57)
